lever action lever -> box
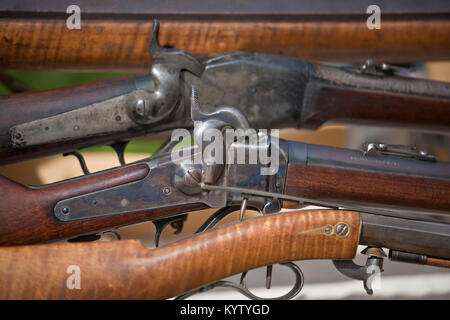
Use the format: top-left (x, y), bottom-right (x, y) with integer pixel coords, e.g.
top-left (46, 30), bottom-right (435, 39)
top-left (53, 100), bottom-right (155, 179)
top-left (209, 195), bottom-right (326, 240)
top-left (333, 247), bottom-right (386, 295)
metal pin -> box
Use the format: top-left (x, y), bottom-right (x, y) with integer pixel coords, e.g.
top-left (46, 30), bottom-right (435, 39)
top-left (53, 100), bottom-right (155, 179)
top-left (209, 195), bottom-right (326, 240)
top-left (239, 198), bottom-right (248, 221)
top-left (63, 151), bottom-right (90, 175)
top-left (363, 142), bottom-right (435, 162)
top-left (266, 265), bottom-right (273, 289)
top-left (109, 140), bottom-right (129, 166)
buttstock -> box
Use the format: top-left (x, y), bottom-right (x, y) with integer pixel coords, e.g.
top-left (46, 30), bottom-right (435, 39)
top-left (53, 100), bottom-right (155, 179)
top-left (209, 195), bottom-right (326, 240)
top-left (0, 164), bottom-right (206, 246)
top-left (0, 210), bottom-right (361, 299)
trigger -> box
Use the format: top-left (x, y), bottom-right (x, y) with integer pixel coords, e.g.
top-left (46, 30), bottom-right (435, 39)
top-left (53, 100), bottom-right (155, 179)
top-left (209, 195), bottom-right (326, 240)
top-left (152, 214), bottom-right (188, 247)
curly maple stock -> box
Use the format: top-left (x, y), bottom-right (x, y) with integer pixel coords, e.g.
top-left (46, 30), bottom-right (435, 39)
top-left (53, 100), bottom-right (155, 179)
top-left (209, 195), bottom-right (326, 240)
top-left (0, 210), bottom-right (360, 299)
top-left (1, 9), bottom-right (450, 71)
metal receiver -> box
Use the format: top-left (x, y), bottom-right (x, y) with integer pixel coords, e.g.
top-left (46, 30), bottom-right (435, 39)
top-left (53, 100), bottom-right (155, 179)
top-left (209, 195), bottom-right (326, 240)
top-left (9, 20), bottom-right (204, 148)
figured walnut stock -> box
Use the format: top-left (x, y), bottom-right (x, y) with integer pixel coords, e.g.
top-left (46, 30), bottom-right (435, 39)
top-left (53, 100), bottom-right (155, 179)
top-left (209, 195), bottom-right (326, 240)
top-left (0, 210), bottom-right (360, 299)
top-left (0, 164), bottom-right (206, 246)
top-left (301, 84), bottom-right (450, 132)
top-left (0, 19), bottom-right (449, 71)
top-left (285, 164), bottom-right (450, 211)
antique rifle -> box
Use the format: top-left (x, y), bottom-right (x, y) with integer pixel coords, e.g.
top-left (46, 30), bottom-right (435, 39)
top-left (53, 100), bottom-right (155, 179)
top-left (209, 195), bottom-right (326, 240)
top-left (1, 1), bottom-right (450, 71)
top-left (1, 21), bottom-right (449, 165)
top-left (1, 6), bottom-right (449, 302)
top-left (1, 116), bottom-right (449, 247)
top-left (0, 210), bottom-right (448, 299)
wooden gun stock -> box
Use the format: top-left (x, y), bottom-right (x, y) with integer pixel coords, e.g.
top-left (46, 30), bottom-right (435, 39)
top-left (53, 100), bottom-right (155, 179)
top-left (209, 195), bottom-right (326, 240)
top-left (1, 1), bottom-right (450, 70)
top-left (1, 17), bottom-right (449, 165)
top-left (301, 83), bottom-right (450, 133)
top-left (0, 210), bottom-right (361, 299)
top-left (1, 72), bottom-right (449, 166)
top-left (285, 164), bottom-right (450, 211)
top-left (0, 164), bottom-right (207, 246)
top-left (1, 139), bottom-right (449, 246)
top-left (285, 142), bottom-right (450, 213)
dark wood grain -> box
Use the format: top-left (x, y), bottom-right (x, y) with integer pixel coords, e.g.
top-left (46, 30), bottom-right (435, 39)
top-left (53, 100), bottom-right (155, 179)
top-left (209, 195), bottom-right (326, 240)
top-left (0, 163), bottom-right (207, 246)
top-left (285, 164), bottom-right (450, 211)
top-left (1, 19), bottom-right (449, 72)
top-left (0, 210), bottom-right (361, 299)
top-left (302, 84), bottom-right (450, 132)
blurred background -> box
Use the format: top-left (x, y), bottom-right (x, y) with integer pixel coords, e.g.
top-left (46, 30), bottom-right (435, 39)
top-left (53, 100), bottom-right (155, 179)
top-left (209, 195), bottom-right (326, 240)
top-left (0, 62), bottom-right (449, 299)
